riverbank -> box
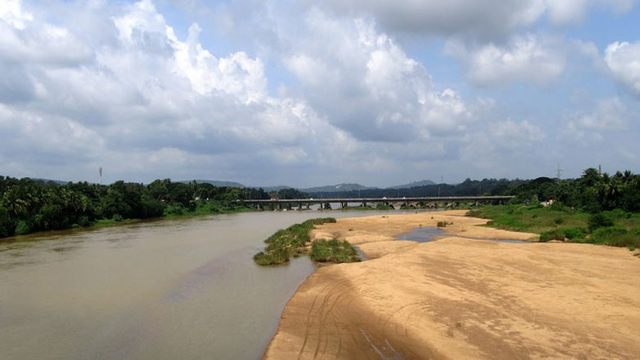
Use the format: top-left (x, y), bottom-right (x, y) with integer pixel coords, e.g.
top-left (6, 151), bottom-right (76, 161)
top-left (264, 210), bottom-right (640, 359)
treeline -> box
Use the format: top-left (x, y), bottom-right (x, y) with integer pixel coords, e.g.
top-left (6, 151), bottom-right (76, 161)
top-left (511, 168), bottom-right (640, 213)
top-left (308, 168), bottom-right (640, 213)
top-left (0, 176), bottom-right (269, 238)
top-left (308, 178), bottom-right (528, 199)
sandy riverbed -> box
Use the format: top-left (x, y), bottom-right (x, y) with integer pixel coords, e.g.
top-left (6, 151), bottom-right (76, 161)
top-left (263, 210), bottom-right (640, 359)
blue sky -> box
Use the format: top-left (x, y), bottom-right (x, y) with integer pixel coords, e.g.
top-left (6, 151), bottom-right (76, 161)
top-left (1, 0), bottom-right (639, 187)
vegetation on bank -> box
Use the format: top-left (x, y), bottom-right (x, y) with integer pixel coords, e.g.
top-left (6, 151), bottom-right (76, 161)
top-left (340, 203), bottom-right (395, 211)
top-left (253, 218), bottom-right (360, 266)
top-left (0, 176), bottom-right (269, 239)
top-left (468, 204), bottom-right (640, 248)
top-left (310, 239), bottom-right (360, 263)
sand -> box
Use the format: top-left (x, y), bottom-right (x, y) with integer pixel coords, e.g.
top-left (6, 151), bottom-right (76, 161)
top-left (263, 210), bottom-right (640, 360)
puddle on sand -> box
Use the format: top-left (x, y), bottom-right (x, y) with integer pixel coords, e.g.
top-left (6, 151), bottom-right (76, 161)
top-left (395, 227), bottom-right (445, 243)
top-left (353, 246), bottom-right (367, 261)
top-left (396, 227), bottom-right (531, 244)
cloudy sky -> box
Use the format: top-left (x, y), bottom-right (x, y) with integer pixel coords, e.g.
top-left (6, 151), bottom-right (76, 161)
top-left (1, 0), bottom-right (639, 187)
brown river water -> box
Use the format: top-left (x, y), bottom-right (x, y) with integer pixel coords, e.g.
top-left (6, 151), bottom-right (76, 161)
top-left (0, 210), bottom-right (407, 360)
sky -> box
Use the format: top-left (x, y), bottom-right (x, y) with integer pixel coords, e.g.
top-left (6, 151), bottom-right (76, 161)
top-left (1, 0), bottom-right (639, 188)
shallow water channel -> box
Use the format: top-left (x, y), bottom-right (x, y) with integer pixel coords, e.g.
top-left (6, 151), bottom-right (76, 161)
top-left (0, 210), bottom-right (406, 360)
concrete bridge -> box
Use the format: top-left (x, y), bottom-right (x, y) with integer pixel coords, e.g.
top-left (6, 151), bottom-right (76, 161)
top-left (235, 196), bottom-right (515, 211)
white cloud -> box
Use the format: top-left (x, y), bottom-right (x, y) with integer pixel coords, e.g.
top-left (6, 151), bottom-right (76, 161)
top-left (278, 11), bottom-right (476, 142)
top-left (567, 97), bottom-right (627, 133)
top-left (319, 0), bottom-right (637, 37)
top-left (445, 34), bottom-right (566, 86)
top-left (0, 0), bottom-right (359, 184)
top-left (0, 0), bottom-right (32, 29)
top-left (604, 41), bottom-right (640, 97)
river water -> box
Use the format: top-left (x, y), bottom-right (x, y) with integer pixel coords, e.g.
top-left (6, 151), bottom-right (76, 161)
top-left (0, 210), bottom-right (404, 360)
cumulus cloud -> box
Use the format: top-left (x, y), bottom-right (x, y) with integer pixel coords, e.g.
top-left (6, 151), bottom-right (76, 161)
top-left (0, 0), bottom-right (355, 184)
top-left (319, 0), bottom-right (637, 36)
top-left (444, 34), bottom-right (567, 86)
top-left (567, 97), bottom-right (627, 134)
top-left (278, 11), bottom-right (476, 142)
top-left (604, 41), bottom-right (640, 97)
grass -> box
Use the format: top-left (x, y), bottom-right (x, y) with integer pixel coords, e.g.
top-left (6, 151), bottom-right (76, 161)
top-left (309, 239), bottom-right (360, 263)
top-left (468, 204), bottom-right (640, 248)
top-left (253, 218), bottom-right (337, 266)
top-left (93, 218), bottom-right (141, 227)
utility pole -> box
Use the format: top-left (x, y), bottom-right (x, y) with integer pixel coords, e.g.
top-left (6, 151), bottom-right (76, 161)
top-left (99, 166), bottom-right (102, 185)
top-left (556, 164), bottom-right (563, 180)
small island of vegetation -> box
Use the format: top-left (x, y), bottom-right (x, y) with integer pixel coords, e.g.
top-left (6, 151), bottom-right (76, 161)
top-left (253, 218), bottom-right (360, 266)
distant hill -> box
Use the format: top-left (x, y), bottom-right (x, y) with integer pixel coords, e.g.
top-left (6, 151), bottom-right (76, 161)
top-left (304, 183), bottom-right (375, 193)
top-left (31, 178), bottom-right (70, 185)
top-left (387, 180), bottom-right (436, 189)
top-left (261, 185), bottom-right (293, 192)
top-left (179, 179), bottom-right (246, 188)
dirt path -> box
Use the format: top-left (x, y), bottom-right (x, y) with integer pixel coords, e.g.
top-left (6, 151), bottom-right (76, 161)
top-left (263, 211), bottom-right (640, 359)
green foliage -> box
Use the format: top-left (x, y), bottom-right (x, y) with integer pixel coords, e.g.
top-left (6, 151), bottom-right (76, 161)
top-left (437, 221), bottom-right (447, 228)
top-left (376, 203), bottom-right (394, 210)
top-left (563, 227), bottom-right (587, 240)
top-left (253, 248), bottom-right (291, 266)
top-left (539, 229), bottom-right (565, 242)
top-left (583, 226), bottom-right (640, 248)
top-left (254, 218), bottom-right (337, 266)
top-left (588, 213), bottom-right (614, 233)
top-left (163, 204), bottom-right (186, 216)
top-left (0, 175), bottom-right (269, 238)
top-left (470, 204), bottom-right (639, 248)
top-left (15, 220), bottom-right (31, 235)
top-left (309, 239), bottom-right (360, 263)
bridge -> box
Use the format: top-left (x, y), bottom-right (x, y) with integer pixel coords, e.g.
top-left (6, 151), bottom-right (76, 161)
top-left (235, 196), bottom-right (515, 211)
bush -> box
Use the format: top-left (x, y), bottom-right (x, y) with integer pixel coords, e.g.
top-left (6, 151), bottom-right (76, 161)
top-left (77, 216), bottom-right (91, 227)
top-left (15, 220), bottom-right (32, 235)
top-left (254, 218), bottom-right (337, 266)
top-left (437, 221), bottom-right (447, 227)
top-left (588, 213), bottom-right (614, 233)
top-left (112, 214), bottom-right (123, 222)
top-left (253, 248), bottom-right (291, 266)
top-left (163, 204), bottom-right (185, 216)
top-left (540, 229), bottom-right (565, 242)
top-left (554, 217), bottom-right (565, 225)
top-left (309, 239), bottom-right (360, 263)
top-left (563, 227), bottom-right (587, 240)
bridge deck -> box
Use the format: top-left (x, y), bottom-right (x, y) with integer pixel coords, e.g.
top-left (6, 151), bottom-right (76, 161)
top-left (237, 196), bottom-right (515, 205)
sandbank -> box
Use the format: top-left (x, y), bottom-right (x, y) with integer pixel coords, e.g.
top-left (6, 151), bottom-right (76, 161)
top-left (264, 210), bottom-right (640, 359)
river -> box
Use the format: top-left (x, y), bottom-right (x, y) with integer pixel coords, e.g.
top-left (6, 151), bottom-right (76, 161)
top-left (0, 210), bottom-right (406, 360)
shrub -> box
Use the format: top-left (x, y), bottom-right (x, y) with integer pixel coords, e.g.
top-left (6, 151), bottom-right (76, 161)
top-left (77, 216), bottom-right (91, 227)
top-left (581, 226), bottom-right (640, 248)
top-left (112, 214), bottom-right (124, 222)
top-left (15, 220), bottom-right (32, 235)
top-left (588, 213), bottom-right (614, 233)
top-left (563, 227), bottom-right (587, 240)
top-left (163, 204), bottom-right (185, 216)
top-left (437, 221), bottom-right (447, 228)
top-left (554, 217), bottom-right (565, 225)
top-left (309, 239), bottom-right (360, 263)
top-left (253, 248), bottom-right (290, 266)
top-left (540, 229), bottom-right (565, 242)
top-left (254, 218), bottom-right (337, 266)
